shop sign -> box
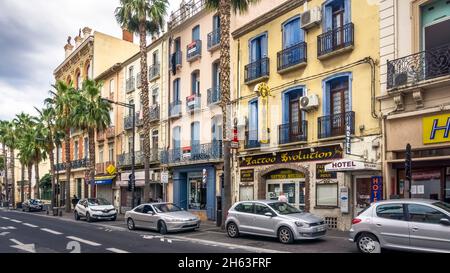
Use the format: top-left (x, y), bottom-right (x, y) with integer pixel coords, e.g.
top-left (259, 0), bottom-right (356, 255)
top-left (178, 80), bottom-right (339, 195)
top-left (161, 171), bottom-right (169, 184)
top-left (325, 159), bottom-right (380, 172)
top-left (239, 145), bottom-right (343, 167)
top-left (266, 169), bottom-right (305, 180)
top-left (94, 176), bottom-right (115, 185)
top-left (346, 124), bottom-right (352, 154)
top-left (231, 126), bottom-right (239, 149)
top-left (187, 42), bottom-right (198, 55)
top-left (340, 187), bottom-right (349, 214)
top-left (316, 163), bottom-right (337, 179)
top-left (240, 169), bottom-right (254, 182)
top-left (370, 176), bottom-right (383, 203)
top-left (423, 113), bottom-right (450, 144)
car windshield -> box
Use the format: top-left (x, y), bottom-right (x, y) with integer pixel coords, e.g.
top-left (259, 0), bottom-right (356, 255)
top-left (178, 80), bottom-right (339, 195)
top-left (433, 201), bottom-right (450, 213)
top-left (153, 203), bottom-right (182, 213)
top-left (268, 202), bottom-right (302, 215)
top-left (29, 199), bottom-right (39, 204)
top-left (87, 198), bottom-right (110, 206)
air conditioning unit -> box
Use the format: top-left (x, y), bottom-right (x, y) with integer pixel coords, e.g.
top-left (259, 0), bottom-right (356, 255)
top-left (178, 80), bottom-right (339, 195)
top-left (300, 94), bottom-right (320, 111)
top-left (301, 7), bottom-right (322, 30)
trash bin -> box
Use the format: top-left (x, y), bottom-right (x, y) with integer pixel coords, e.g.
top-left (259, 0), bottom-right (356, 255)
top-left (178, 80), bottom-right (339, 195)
top-left (53, 207), bottom-right (59, 216)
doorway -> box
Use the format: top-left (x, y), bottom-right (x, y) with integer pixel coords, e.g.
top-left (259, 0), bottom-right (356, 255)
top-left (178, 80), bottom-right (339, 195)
top-left (353, 176), bottom-right (371, 217)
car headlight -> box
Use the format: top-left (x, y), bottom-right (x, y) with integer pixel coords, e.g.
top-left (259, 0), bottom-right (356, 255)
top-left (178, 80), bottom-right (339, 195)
top-left (295, 221), bottom-right (310, 227)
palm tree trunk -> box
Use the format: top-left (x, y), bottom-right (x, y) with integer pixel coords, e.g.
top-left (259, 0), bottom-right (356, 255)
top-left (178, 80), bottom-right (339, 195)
top-left (139, 22), bottom-right (151, 196)
top-left (88, 129), bottom-right (95, 198)
top-left (64, 131), bottom-right (71, 212)
top-left (34, 161), bottom-right (40, 199)
top-left (21, 163), bottom-right (25, 203)
top-left (219, 0), bottom-right (232, 229)
top-left (2, 143), bottom-right (7, 205)
top-left (27, 164), bottom-right (32, 199)
top-left (48, 141), bottom-right (55, 209)
top-left (10, 148), bottom-right (15, 208)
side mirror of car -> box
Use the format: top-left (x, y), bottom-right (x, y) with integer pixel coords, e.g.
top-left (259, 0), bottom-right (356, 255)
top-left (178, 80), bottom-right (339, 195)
top-left (265, 212), bottom-right (274, 217)
top-left (147, 211), bottom-right (155, 215)
top-left (440, 218), bottom-right (450, 226)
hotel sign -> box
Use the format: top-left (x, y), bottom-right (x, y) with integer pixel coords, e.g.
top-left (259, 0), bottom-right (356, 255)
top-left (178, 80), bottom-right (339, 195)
top-left (423, 113), bottom-right (450, 144)
top-left (239, 145), bottom-right (343, 167)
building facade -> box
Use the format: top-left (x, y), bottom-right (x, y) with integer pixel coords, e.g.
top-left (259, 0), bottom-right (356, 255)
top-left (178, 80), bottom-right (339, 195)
top-left (380, 0), bottom-right (450, 203)
top-left (232, 0), bottom-right (381, 230)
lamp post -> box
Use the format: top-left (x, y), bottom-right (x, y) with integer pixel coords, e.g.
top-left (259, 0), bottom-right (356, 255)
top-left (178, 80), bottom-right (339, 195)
top-left (102, 98), bottom-right (136, 208)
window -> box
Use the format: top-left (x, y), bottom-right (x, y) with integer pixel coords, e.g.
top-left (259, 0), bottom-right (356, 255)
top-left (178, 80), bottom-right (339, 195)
top-left (211, 115), bottom-right (222, 142)
top-left (57, 145), bottom-right (63, 162)
top-left (407, 204), bottom-right (448, 224)
top-left (255, 204), bottom-right (273, 215)
top-left (108, 145), bottom-right (114, 162)
top-left (421, 0), bottom-right (450, 51)
top-left (152, 88), bottom-right (159, 105)
top-left (323, 0), bottom-right (351, 32)
top-left (192, 25), bottom-right (200, 41)
top-left (142, 205), bottom-right (154, 214)
top-left (191, 122), bottom-right (200, 148)
top-left (128, 66), bottom-right (134, 78)
top-left (86, 64), bottom-right (92, 80)
top-left (134, 205), bottom-right (144, 213)
top-left (74, 141), bottom-right (79, 160)
top-left (84, 137), bottom-right (88, 159)
top-left (376, 204), bottom-right (405, 220)
top-left (235, 203), bottom-right (254, 213)
top-left (152, 130), bottom-right (159, 150)
top-left (152, 50), bottom-right (159, 65)
top-left (174, 37), bottom-right (181, 52)
top-left (283, 17), bottom-right (304, 49)
top-left (109, 79), bottom-right (115, 95)
top-left (212, 62), bottom-right (220, 90)
top-left (128, 99), bottom-right (134, 117)
top-left (139, 134), bottom-right (145, 152)
top-left (213, 15), bottom-right (220, 30)
top-left (191, 71), bottom-right (200, 95)
top-left (172, 126), bottom-right (181, 149)
top-left (248, 99), bottom-right (259, 145)
top-left (109, 110), bottom-right (114, 126)
top-left (281, 88), bottom-right (304, 143)
top-left (249, 33), bottom-right (268, 62)
top-left (99, 146), bottom-right (104, 163)
top-left (173, 79), bottom-right (180, 102)
top-left (76, 71), bottom-right (82, 89)
top-left (316, 183), bottom-right (338, 207)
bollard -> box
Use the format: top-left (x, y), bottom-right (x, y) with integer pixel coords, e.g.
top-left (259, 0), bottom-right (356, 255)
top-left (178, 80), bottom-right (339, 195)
top-left (59, 210), bottom-right (63, 217)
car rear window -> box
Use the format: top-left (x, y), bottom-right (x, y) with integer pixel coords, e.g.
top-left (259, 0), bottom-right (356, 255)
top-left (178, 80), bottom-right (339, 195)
top-left (376, 204), bottom-right (405, 220)
top-left (234, 203), bottom-right (254, 213)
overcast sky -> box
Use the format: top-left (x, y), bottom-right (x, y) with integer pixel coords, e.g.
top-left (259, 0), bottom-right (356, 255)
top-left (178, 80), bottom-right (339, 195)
top-left (0, 0), bottom-right (182, 121)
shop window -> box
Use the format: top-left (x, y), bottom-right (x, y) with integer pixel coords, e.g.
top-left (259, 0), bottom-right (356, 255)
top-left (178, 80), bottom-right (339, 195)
top-left (407, 204), bottom-right (448, 224)
top-left (316, 183), bottom-right (338, 207)
top-left (376, 204), bottom-right (405, 221)
top-left (189, 176), bottom-right (206, 210)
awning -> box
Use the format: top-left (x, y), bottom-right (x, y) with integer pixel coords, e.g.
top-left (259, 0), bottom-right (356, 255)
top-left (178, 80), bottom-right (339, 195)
top-left (94, 176), bottom-right (115, 185)
top-left (325, 159), bottom-right (381, 172)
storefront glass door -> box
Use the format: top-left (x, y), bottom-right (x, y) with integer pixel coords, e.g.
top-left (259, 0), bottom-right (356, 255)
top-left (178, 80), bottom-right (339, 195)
top-left (354, 177), bottom-right (371, 216)
top-left (188, 173), bottom-right (206, 210)
top-left (266, 180), bottom-right (305, 209)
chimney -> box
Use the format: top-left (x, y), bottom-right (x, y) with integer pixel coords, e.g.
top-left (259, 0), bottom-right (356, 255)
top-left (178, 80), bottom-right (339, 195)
top-left (82, 27), bottom-right (92, 38)
top-left (75, 35), bottom-right (83, 47)
top-left (64, 37), bottom-right (74, 58)
top-left (122, 29), bottom-right (134, 43)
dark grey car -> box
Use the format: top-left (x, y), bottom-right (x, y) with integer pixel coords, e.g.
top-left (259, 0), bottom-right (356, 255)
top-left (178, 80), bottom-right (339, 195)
top-left (22, 199), bottom-right (44, 212)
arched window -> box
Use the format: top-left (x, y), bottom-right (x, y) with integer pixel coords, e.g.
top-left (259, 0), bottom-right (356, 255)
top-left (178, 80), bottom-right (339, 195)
top-left (76, 70), bottom-right (82, 89)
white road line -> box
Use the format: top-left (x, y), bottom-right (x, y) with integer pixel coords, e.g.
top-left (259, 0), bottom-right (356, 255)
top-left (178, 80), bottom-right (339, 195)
top-left (10, 219), bottom-right (22, 223)
top-left (23, 223), bottom-right (38, 228)
top-left (41, 228), bottom-right (63, 235)
top-left (10, 239), bottom-right (23, 245)
top-left (1, 217), bottom-right (10, 220)
top-left (106, 248), bottom-right (129, 253)
top-left (66, 236), bottom-right (102, 247)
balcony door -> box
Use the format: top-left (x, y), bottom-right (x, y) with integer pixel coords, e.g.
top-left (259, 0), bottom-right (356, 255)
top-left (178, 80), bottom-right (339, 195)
top-left (249, 34), bottom-right (268, 78)
top-left (332, 7), bottom-right (344, 47)
top-left (330, 79), bottom-right (349, 136)
top-left (289, 96), bottom-right (302, 140)
top-left (248, 100), bottom-right (259, 147)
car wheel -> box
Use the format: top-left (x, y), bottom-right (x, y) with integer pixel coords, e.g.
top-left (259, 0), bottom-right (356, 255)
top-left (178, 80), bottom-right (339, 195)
top-left (127, 218), bottom-right (135, 230)
top-left (27, 207), bottom-right (31, 212)
top-left (357, 233), bottom-right (381, 253)
top-left (159, 221), bottom-right (168, 235)
top-left (74, 211), bottom-right (80, 221)
top-left (227, 222), bottom-right (239, 238)
top-left (86, 212), bottom-right (92, 223)
top-left (278, 227), bottom-right (294, 244)
top-left (22, 207), bottom-right (25, 212)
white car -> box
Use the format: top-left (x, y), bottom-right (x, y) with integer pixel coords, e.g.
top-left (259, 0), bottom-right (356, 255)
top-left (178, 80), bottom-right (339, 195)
top-left (74, 198), bottom-right (117, 222)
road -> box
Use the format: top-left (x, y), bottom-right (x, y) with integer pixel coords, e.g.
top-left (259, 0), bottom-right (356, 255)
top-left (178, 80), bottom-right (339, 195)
top-left (0, 208), bottom-right (357, 253)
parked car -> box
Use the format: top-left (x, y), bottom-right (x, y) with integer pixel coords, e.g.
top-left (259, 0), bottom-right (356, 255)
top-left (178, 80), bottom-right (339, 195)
top-left (74, 198), bottom-right (117, 222)
top-left (349, 199), bottom-right (450, 253)
top-left (125, 203), bottom-right (201, 234)
top-left (225, 200), bottom-right (327, 244)
top-left (22, 199), bottom-right (44, 212)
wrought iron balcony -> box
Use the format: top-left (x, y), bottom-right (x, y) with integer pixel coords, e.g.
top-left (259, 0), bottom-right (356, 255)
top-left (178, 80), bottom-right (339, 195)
top-left (167, 0), bottom-right (206, 30)
top-left (317, 23), bottom-right (354, 59)
top-left (117, 151), bottom-right (143, 167)
top-left (136, 73), bottom-right (142, 89)
top-left (169, 100), bottom-right (182, 118)
top-left (277, 42), bottom-right (307, 72)
top-left (124, 114), bottom-right (139, 130)
top-left (186, 94), bottom-right (201, 112)
top-left (160, 141), bottom-right (223, 165)
top-left (149, 104), bottom-right (160, 122)
top-left (150, 148), bottom-right (159, 163)
top-left (207, 28), bottom-right (220, 51)
top-left (126, 77), bottom-right (135, 93)
top-left (207, 87), bottom-right (221, 106)
top-left (245, 130), bottom-right (260, 149)
top-left (318, 111), bottom-right (355, 139)
top-left (245, 57), bottom-right (270, 84)
top-left (55, 163), bottom-right (66, 172)
top-left (171, 51), bottom-right (182, 68)
top-left (278, 120), bottom-right (308, 144)
top-left (71, 158), bottom-right (89, 169)
top-left (387, 43), bottom-right (450, 90)
top-left (105, 126), bottom-right (115, 139)
top-left (149, 63), bottom-right (160, 81)
top-left (187, 40), bottom-right (202, 62)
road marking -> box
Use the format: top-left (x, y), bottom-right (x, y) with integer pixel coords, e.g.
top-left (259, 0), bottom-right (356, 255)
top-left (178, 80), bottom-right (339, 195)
top-left (167, 239), bottom-right (172, 243)
top-left (23, 223), bottom-right (38, 228)
top-left (10, 219), bottom-right (22, 223)
top-left (106, 248), bottom-right (129, 253)
top-left (66, 236), bottom-right (101, 247)
top-left (1, 217), bottom-right (10, 220)
top-left (41, 228), bottom-right (63, 235)
top-left (9, 239), bottom-right (36, 253)
top-left (0, 232), bottom-right (10, 236)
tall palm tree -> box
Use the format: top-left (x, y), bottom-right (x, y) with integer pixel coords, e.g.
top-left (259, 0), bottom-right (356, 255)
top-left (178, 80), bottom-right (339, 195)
top-left (3, 121), bottom-right (17, 207)
top-left (0, 121), bottom-right (9, 204)
top-left (73, 79), bottom-right (112, 198)
top-left (30, 115), bottom-right (49, 200)
top-left (46, 81), bottom-right (79, 213)
top-left (14, 113), bottom-right (35, 201)
top-left (205, 0), bottom-right (260, 227)
top-left (115, 0), bottom-right (169, 190)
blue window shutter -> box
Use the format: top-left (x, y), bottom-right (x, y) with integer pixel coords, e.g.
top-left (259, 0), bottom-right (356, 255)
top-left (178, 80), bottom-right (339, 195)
top-left (324, 5), bottom-right (333, 31)
top-left (261, 34), bottom-right (268, 58)
top-left (249, 100), bottom-right (258, 139)
top-left (250, 39), bottom-right (257, 62)
top-left (206, 167), bottom-right (216, 220)
top-left (344, 0), bottom-right (351, 24)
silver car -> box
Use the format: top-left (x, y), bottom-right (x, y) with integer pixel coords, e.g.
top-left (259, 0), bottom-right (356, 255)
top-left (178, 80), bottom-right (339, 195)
top-left (125, 203), bottom-right (201, 234)
top-left (349, 199), bottom-right (450, 253)
top-left (225, 200), bottom-right (327, 244)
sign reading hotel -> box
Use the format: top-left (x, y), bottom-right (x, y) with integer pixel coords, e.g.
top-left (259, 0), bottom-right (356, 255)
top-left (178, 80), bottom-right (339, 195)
top-left (370, 176), bottom-right (383, 202)
top-left (325, 159), bottom-right (380, 172)
top-left (423, 113), bottom-right (450, 144)
top-left (239, 145), bottom-right (343, 167)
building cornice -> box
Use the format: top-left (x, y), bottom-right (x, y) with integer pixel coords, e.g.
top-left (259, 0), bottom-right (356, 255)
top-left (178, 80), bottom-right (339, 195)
top-left (95, 63), bottom-right (122, 81)
top-left (54, 36), bottom-right (94, 76)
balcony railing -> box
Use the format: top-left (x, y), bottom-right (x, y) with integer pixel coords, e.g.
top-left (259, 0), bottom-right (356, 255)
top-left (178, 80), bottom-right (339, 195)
top-left (318, 111), bottom-right (355, 139)
top-left (187, 40), bottom-right (202, 62)
top-left (207, 87), bottom-right (221, 106)
top-left (207, 28), bottom-right (220, 51)
top-left (149, 104), bottom-right (160, 122)
top-left (160, 141), bottom-right (223, 165)
top-left (105, 126), bottom-right (115, 139)
top-left (387, 43), bottom-right (450, 89)
top-left (149, 63), bottom-right (161, 81)
top-left (97, 130), bottom-right (105, 142)
top-left (171, 51), bottom-right (182, 68)
top-left (277, 42), bottom-right (307, 72)
top-left (136, 73), bottom-right (142, 89)
top-left (150, 148), bottom-right (159, 163)
top-left (124, 114), bottom-right (139, 130)
top-left (186, 94), bottom-right (201, 112)
top-left (126, 77), bottom-right (135, 93)
top-left (168, 0), bottom-right (206, 30)
top-left (245, 57), bottom-right (270, 84)
top-left (117, 151), bottom-right (143, 167)
top-left (317, 23), bottom-right (354, 58)
top-left (245, 130), bottom-right (260, 149)
top-left (96, 163), bottom-right (105, 174)
top-left (169, 100), bottom-right (182, 118)
top-left (278, 121), bottom-right (308, 144)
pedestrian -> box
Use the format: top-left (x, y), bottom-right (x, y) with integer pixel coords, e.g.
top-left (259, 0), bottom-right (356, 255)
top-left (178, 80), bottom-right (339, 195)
top-left (71, 194), bottom-right (78, 209)
top-left (278, 192), bottom-right (288, 203)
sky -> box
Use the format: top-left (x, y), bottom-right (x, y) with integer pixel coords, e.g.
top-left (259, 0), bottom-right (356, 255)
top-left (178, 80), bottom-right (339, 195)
top-left (0, 0), bottom-right (182, 121)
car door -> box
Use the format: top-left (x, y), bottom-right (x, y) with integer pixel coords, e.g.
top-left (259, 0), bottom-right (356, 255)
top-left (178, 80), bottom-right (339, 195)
top-left (78, 200), bottom-right (87, 216)
top-left (234, 202), bottom-right (255, 233)
top-left (373, 203), bottom-right (410, 249)
top-left (406, 203), bottom-right (450, 252)
top-left (253, 203), bottom-right (277, 237)
top-left (141, 205), bottom-right (158, 230)
top-left (132, 205), bottom-right (145, 228)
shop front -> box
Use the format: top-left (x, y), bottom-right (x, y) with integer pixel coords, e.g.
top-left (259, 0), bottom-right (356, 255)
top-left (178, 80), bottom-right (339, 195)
top-left (117, 170), bottom-right (146, 213)
top-left (94, 175), bottom-right (116, 205)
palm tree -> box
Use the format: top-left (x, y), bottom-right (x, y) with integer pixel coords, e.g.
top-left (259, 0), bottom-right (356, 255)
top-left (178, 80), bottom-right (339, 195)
top-left (30, 115), bottom-right (49, 200)
top-left (14, 113), bottom-right (35, 201)
top-left (73, 79), bottom-right (112, 198)
top-left (2, 121), bottom-right (17, 207)
top-left (115, 0), bottom-right (169, 189)
top-left (205, 0), bottom-right (260, 227)
top-left (0, 121), bottom-right (9, 204)
top-left (46, 81), bottom-right (79, 213)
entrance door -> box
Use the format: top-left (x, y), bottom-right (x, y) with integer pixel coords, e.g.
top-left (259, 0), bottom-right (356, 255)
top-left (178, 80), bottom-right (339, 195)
top-left (266, 180), bottom-right (303, 209)
top-left (289, 97), bottom-right (302, 141)
top-left (354, 177), bottom-right (372, 216)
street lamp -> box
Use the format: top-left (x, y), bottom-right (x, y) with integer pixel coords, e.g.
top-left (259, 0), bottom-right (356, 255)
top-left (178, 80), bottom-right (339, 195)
top-left (102, 98), bottom-right (137, 208)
